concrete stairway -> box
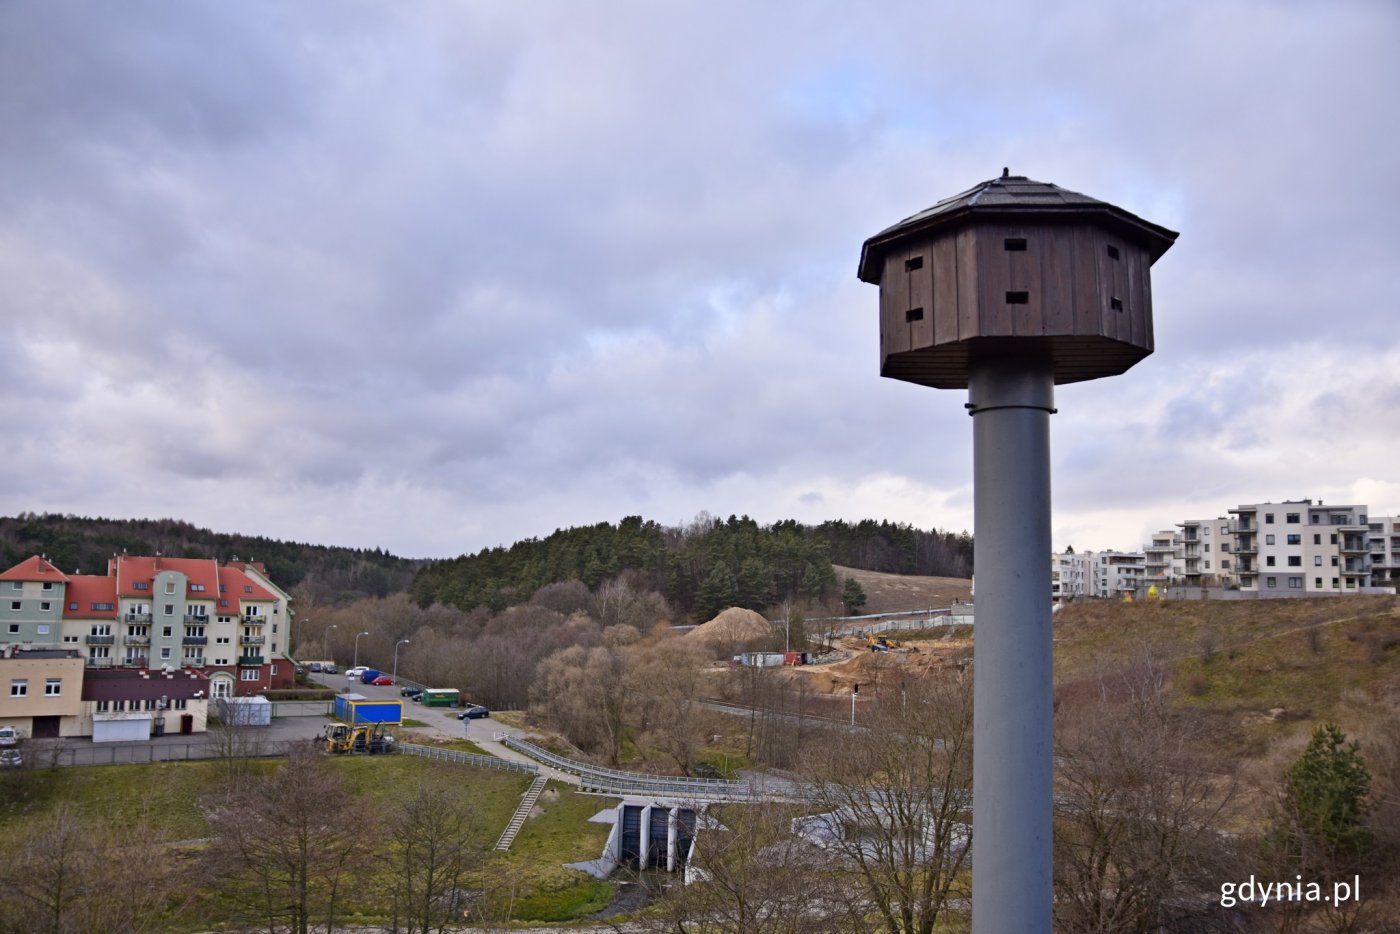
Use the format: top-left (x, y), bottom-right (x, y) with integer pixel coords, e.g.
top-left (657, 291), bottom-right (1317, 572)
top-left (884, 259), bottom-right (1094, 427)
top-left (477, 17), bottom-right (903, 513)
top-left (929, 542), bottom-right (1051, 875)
top-left (495, 775), bottom-right (548, 851)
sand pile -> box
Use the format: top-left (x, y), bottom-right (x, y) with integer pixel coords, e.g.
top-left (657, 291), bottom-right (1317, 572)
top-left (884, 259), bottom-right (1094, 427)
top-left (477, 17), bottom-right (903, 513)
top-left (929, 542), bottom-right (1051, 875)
top-left (685, 607), bottom-right (773, 649)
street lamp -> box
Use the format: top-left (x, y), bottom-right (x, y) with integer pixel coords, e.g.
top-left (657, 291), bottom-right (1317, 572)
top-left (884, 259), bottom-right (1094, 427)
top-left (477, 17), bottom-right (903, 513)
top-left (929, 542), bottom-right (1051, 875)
top-left (323, 622), bottom-right (337, 661)
top-left (393, 639), bottom-right (409, 685)
top-left (353, 631), bottom-right (369, 669)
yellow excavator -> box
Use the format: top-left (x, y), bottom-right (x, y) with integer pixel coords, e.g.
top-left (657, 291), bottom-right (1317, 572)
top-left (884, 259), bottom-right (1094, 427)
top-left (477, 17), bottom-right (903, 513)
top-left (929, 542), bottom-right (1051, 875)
top-left (323, 722), bottom-right (394, 755)
top-left (866, 633), bottom-right (902, 651)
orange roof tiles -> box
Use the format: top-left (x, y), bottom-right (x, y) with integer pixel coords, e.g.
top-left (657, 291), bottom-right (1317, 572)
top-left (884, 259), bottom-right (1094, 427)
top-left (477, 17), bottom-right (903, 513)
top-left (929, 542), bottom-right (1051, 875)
top-left (0, 555), bottom-right (71, 583)
top-left (63, 575), bottom-right (118, 620)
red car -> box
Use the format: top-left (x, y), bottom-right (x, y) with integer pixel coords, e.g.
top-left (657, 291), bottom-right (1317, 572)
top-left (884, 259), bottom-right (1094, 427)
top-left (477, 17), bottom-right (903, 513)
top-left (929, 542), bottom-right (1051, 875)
top-left (371, 675), bottom-right (395, 686)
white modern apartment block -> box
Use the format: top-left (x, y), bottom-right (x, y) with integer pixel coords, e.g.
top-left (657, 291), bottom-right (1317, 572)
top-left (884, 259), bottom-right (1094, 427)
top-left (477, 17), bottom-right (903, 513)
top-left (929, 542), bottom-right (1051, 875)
top-left (1175, 516), bottom-right (1233, 587)
top-left (1092, 552), bottom-right (1147, 598)
top-left (1226, 500), bottom-right (1383, 596)
top-left (1051, 551), bottom-right (1091, 603)
top-left (1366, 516), bottom-right (1400, 588)
top-left (1143, 531), bottom-right (1175, 588)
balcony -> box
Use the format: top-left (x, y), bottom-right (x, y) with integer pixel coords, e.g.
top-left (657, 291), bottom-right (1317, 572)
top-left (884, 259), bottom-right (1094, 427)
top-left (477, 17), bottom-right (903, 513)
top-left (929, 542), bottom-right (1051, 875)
top-left (183, 614), bottom-right (210, 624)
top-left (182, 636), bottom-right (208, 646)
top-left (86, 657), bottom-right (115, 668)
top-left (183, 656), bottom-right (205, 667)
top-left (124, 612), bottom-right (151, 623)
top-left (122, 656), bottom-right (147, 668)
top-left (85, 634), bottom-right (115, 645)
top-left (242, 615), bottom-right (267, 626)
top-left (1341, 537), bottom-right (1367, 554)
top-left (239, 635), bottom-right (266, 645)
top-left (124, 634), bottom-right (150, 646)
top-left (237, 655), bottom-right (264, 666)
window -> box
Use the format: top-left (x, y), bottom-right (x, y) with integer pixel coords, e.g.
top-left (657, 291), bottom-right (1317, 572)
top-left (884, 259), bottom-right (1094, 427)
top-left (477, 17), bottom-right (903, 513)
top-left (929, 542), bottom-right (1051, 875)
top-left (95, 700), bottom-right (110, 712)
top-left (1265, 513), bottom-right (1275, 524)
top-left (164, 604), bottom-right (174, 616)
top-left (134, 581), bottom-right (149, 591)
top-left (1265, 534), bottom-right (1276, 545)
top-left (241, 669), bottom-right (260, 681)
top-left (1288, 577), bottom-right (1303, 588)
top-left (216, 636), bottom-right (230, 645)
top-left (68, 602), bottom-right (77, 611)
top-left (1204, 527), bottom-right (1211, 537)
top-left (112, 700), bottom-right (125, 711)
top-left (7, 624), bottom-right (17, 634)
top-left (1288, 556), bottom-right (1302, 567)
top-left (1266, 556), bottom-right (1276, 567)
top-left (1220, 525), bottom-right (1229, 535)
top-left (243, 585), bottom-right (252, 593)
top-left (219, 584), bottom-right (227, 593)
top-left (1331, 534), bottom-right (1338, 545)
top-left (1314, 534), bottom-right (1322, 545)
top-left (10, 679), bottom-right (27, 697)
top-left (89, 646), bottom-right (110, 659)
top-left (190, 584), bottom-right (205, 592)
top-left (165, 581), bottom-right (176, 595)
top-left (1204, 544), bottom-right (1211, 552)
top-left (1266, 577), bottom-right (1277, 588)
top-left (62, 635), bottom-right (78, 644)
top-left (90, 602), bottom-right (114, 611)
top-left (1315, 556), bottom-right (1323, 566)
top-left (8, 602), bottom-right (18, 612)
top-left (36, 624), bottom-right (49, 635)
top-left (1286, 513), bottom-right (1300, 523)
top-left (162, 626), bottom-right (173, 638)
top-left (173, 698), bottom-right (187, 710)
top-left (44, 679), bottom-right (61, 696)
top-left (160, 648), bottom-right (172, 660)
top-left (91, 624), bottom-right (111, 636)
top-left (1332, 578), bottom-right (1339, 589)
top-left (270, 664), bottom-right (278, 676)
top-left (1331, 556), bottom-right (1339, 567)
top-left (8, 582), bottom-right (18, 591)
top-left (40, 601), bottom-right (51, 611)
top-left (1222, 560), bottom-right (1231, 569)
top-left (1287, 534), bottom-right (1301, 545)
top-left (1316, 577), bottom-right (1323, 588)
top-left (212, 680), bottom-right (232, 698)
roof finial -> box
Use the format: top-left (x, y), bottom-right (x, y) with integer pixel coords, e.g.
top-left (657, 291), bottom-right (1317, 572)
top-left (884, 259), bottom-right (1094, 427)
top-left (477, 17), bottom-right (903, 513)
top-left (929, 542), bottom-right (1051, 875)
top-left (1002, 166), bottom-right (1010, 179)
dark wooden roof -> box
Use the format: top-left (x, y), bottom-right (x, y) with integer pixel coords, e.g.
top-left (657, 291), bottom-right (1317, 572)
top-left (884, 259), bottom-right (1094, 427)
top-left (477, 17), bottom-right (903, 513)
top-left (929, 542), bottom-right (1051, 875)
top-left (859, 170), bottom-right (1179, 282)
top-left (81, 668), bottom-right (210, 702)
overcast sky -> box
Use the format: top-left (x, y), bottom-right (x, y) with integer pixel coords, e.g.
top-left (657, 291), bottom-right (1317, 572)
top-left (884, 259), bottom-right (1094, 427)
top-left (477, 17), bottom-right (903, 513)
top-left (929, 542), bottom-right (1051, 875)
top-left (2, 1), bottom-right (1398, 561)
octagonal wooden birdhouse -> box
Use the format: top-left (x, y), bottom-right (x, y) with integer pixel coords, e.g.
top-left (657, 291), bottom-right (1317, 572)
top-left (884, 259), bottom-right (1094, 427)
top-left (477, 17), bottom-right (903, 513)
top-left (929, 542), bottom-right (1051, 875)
top-left (858, 170), bottom-right (1178, 389)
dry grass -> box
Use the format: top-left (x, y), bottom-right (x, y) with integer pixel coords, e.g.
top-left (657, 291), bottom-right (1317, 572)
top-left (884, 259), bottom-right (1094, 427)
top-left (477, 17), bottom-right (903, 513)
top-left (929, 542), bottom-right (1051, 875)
top-left (833, 565), bottom-right (973, 613)
top-left (1052, 595), bottom-right (1400, 757)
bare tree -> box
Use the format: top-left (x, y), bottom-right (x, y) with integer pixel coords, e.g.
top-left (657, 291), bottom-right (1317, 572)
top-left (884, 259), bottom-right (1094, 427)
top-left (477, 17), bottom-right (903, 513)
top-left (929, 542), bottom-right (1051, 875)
top-left (381, 783), bottom-right (484, 934)
top-left (206, 747), bottom-right (370, 934)
top-left (652, 799), bottom-right (844, 933)
top-left (631, 638), bottom-right (710, 774)
top-left (800, 672), bottom-right (974, 934)
top-left (207, 696), bottom-right (266, 795)
top-left (1052, 666), bottom-right (1238, 934)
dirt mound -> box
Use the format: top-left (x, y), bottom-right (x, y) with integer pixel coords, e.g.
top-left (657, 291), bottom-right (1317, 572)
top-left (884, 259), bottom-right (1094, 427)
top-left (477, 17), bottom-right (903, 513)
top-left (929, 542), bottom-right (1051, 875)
top-left (685, 607), bottom-right (772, 650)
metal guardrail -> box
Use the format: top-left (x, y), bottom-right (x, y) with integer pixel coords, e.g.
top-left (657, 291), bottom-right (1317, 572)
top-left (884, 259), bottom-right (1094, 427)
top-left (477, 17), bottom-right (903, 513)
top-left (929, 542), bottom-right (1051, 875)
top-left (502, 736), bottom-right (751, 799)
top-left (398, 742), bottom-right (538, 775)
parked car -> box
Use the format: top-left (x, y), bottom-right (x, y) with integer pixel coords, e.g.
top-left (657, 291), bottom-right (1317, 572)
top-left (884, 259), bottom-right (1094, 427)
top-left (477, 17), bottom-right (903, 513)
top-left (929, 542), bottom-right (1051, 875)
top-left (346, 666), bottom-right (369, 681)
top-left (0, 749), bottom-right (21, 769)
top-left (400, 687), bottom-right (423, 699)
top-left (457, 705), bottom-right (490, 720)
top-left (371, 675), bottom-right (395, 686)
top-left (309, 662), bottom-right (322, 673)
top-left (323, 664), bottom-right (338, 674)
top-left (0, 726), bottom-right (18, 746)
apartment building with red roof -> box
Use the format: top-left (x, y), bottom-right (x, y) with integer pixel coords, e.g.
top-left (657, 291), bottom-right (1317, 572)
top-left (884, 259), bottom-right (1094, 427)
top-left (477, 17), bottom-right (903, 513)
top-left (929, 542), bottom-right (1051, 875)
top-left (1, 553), bottom-right (295, 739)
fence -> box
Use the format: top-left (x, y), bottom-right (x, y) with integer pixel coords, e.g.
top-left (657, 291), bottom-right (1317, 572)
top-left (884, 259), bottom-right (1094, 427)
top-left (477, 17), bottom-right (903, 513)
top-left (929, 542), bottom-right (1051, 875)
top-left (502, 735), bottom-right (754, 800)
top-left (34, 738), bottom-right (308, 768)
top-left (397, 742), bottom-right (538, 774)
top-left (270, 700), bottom-right (334, 718)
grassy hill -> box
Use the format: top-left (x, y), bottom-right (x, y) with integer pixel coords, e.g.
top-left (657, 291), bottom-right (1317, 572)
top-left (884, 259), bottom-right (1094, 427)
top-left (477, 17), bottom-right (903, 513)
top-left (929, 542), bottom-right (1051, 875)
top-left (832, 564), bottom-right (973, 613)
top-left (1052, 594), bottom-right (1400, 758)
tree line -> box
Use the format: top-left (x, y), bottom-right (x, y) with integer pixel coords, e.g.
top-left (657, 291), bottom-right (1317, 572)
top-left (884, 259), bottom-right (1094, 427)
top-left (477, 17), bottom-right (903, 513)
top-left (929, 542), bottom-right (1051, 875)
top-left (0, 513), bottom-right (422, 604)
top-left (408, 513), bottom-right (972, 621)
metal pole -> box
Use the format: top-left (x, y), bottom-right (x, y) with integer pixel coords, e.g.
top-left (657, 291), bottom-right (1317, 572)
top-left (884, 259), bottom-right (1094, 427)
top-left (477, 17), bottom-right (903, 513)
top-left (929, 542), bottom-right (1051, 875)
top-left (968, 356), bottom-right (1054, 934)
top-left (393, 639), bottom-right (409, 684)
top-left (353, 631), bottom-right (369, 669)
top-left (322, 622), bottom-right (336, 659)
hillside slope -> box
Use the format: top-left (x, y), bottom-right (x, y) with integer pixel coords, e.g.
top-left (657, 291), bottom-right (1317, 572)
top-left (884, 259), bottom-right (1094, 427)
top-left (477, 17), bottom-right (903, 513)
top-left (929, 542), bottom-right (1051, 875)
top-left (832, 564), bottom-right (973, 613)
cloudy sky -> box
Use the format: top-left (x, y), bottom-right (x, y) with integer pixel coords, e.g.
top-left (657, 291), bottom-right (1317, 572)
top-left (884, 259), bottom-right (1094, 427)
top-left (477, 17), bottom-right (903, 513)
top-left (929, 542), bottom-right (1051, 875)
top-left (2, 1), bottom-right (1397, 560)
